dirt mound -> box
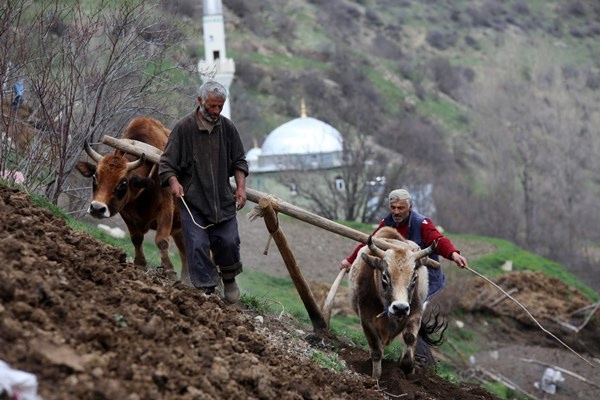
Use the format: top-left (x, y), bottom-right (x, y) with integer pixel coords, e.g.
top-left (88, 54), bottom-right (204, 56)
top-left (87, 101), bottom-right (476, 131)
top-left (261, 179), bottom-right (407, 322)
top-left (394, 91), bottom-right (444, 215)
top-left (458, 270), bottom-right (591, 327)
top-left (0, 184), bottom-right (499, 399)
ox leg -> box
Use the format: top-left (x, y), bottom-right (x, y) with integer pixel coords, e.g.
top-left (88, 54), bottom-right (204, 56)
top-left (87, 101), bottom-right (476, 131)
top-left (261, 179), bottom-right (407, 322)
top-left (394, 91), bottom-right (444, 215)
top-left (130, 233), bottom-right (147, 267)
top-left (156, 236), bottom-right (177, 280)
top-left (173, 231), bottom-right (191, 286)
top-left (361, 320), bottom-right (384, 380)
top-left (155, 204), bottom-right (178, 281)
top-left (399, 315), bottom-right (421, 374)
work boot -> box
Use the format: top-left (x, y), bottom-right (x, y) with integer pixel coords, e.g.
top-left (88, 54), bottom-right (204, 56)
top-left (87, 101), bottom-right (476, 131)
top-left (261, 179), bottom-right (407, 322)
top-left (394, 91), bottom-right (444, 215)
top-left (415, 336), bottom-right (436, 367)
top-left (223, 278), bottom-right (240, 304)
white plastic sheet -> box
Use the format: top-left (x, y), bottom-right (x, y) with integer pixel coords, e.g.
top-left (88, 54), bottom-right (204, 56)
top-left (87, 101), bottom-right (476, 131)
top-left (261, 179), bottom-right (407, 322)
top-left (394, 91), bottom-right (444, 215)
top-left (0, 360), bottom-right (41, 400)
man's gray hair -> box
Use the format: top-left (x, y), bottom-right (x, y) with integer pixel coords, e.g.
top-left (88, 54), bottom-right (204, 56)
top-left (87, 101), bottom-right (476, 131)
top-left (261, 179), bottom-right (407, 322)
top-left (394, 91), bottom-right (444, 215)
top-left (389, 188), bottom-right (412, 206)
top-left (199, 80), bottom-right (227, 101)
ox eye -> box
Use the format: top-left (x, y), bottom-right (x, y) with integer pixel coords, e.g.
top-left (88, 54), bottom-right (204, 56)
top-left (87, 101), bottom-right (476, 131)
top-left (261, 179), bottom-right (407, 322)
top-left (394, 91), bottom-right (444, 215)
top-left (381, 272), bottom-right (390, 288)
top-left (92, 174), bottom-right (98, 189)
top-left (409, 274), bottom-right (417, 289)
top-left (115, 179), bottom-right (128, 198)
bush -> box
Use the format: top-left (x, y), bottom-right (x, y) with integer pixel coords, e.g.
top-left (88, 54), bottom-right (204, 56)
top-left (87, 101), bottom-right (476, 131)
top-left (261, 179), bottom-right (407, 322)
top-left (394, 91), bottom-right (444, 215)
top-left (428, 57), bottom-right (460, 97)
top-left (426, 29), bottom-right (457, 50)
top-left (464, 35), bottom-right (480, 50)
top-left (159, 0), bottom-right (199, 18)
top-left (563, 1), bottom-right (587, 18)
top-left (585, 71), bottom-right (600, 90)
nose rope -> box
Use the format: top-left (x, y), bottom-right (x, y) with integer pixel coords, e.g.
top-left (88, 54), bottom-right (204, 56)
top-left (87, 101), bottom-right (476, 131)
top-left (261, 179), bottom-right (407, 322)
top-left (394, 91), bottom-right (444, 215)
top-left (179, 196), bottom-right (214, 230)
top-left (376, 306), bottom-right (390, 319)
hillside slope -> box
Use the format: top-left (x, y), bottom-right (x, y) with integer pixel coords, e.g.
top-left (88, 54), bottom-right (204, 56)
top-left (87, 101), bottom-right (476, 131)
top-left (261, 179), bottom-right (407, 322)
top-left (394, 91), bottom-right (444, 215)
top-left (0, 183), bottom-right (500, 399)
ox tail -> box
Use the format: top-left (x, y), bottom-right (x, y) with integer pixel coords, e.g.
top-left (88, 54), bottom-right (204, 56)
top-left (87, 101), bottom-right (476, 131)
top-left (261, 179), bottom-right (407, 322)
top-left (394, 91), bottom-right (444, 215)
top-left (418, 304), bottom-right (448, 347)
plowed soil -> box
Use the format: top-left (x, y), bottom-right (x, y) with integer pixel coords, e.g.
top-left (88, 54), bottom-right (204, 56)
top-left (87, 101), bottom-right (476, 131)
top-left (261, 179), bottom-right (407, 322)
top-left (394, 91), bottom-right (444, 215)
top-left (1, 183), bottom-right (598, 399)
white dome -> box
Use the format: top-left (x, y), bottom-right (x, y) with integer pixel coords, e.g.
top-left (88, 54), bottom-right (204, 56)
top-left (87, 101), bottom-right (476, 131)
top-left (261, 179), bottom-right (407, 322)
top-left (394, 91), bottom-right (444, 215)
top-left (245, 147), bottom-right (262, 161)
top-left (261, 117), bottom-right (342, 156)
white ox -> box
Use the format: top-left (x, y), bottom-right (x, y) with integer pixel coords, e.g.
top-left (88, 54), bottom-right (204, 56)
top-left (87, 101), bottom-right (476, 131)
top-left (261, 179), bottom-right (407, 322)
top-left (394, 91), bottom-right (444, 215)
top-left (348, 226), bottom-right (443, 379)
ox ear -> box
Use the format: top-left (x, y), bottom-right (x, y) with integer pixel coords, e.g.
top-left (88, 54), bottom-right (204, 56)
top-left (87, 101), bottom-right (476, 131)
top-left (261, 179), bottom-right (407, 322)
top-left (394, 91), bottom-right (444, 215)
top-left (129, 175), bottom-right (154, 189)
top-left (75, 161), bottom-right (96, 178)
top-left (361, 252), bottom-right (385, 271)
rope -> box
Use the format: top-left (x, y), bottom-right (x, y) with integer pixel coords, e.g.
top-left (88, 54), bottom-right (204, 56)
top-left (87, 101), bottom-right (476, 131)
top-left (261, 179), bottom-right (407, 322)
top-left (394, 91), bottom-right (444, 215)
top-left (465, 266), bottom-right (594, 368)
top-left (179, 196), bottom-right (214, 230)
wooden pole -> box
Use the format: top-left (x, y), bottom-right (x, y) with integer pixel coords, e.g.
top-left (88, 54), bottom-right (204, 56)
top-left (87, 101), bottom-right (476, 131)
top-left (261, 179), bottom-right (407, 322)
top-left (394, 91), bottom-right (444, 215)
top-left (322, 269), bottom-right (347, 325)
top-left (258, 197), bottom-right (328, 331)
top-left (102, 136), bottom-right (163, 164)
top-left (101, 135), bottom-right (382, 249)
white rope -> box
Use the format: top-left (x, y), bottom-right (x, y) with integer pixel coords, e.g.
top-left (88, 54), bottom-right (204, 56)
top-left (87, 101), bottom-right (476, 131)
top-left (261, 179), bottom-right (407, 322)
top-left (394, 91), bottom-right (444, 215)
top-left (465, 266), bottom-right (594, 368)
top-left (179, 196), bottom-right (214, 230)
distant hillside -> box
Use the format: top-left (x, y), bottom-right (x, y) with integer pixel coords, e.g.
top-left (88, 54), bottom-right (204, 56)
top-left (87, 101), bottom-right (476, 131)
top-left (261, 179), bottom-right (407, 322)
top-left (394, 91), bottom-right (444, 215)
top-left (3, 0), bottom-right (598, 290)
top-left (192, 0), bottom-right (600, 290)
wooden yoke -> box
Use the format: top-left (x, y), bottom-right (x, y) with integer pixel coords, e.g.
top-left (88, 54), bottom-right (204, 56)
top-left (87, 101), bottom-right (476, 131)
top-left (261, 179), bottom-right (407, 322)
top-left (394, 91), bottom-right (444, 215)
top-left (100, 135), bottom-right (399, 331)
top-left (258, 197), bottom-right (328, 332)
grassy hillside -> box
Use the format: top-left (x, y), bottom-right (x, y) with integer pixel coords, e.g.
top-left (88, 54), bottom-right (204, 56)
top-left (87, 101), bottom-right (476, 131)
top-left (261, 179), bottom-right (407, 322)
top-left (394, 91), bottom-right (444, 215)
top-left (17, 181), bottom-right (598, 399)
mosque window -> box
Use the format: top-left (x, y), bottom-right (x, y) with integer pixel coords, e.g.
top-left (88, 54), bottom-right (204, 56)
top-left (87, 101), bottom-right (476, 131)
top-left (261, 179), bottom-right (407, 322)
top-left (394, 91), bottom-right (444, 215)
top-left (335, 176), bottom-right (345, 191)
top-left (289, 182), bottom-right (298, 196)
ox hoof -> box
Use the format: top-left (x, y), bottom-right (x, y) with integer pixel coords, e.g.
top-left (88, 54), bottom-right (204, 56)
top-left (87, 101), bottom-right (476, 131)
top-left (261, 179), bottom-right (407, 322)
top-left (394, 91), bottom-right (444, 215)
top-left (157, 266), bottom-right (178, 281)
top-left (399, 357), bottom-right (415, 374)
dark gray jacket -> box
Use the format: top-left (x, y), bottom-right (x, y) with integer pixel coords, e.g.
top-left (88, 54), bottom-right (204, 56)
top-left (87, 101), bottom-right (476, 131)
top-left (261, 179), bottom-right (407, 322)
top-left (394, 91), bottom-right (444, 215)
top-left (159, 109), bottom-right (248, 224)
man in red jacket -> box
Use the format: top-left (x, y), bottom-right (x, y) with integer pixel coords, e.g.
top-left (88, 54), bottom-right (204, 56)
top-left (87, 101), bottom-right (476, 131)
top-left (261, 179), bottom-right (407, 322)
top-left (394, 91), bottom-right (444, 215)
top-left (340, 188), bottom-right (467, 299)
top-left (339, 188), bottom-right (468, 366)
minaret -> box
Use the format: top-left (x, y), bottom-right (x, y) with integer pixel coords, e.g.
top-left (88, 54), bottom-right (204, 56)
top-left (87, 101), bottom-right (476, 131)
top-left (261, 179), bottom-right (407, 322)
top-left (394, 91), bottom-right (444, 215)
top-left (198, 0), bottom-right (235, 119)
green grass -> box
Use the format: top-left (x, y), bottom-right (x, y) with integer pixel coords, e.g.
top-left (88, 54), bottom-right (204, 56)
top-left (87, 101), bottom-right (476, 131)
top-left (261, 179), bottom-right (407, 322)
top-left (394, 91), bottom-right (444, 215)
top-left (240, 52), bottom-right (328, 71)
top-left (364, 67), bottom-right (406, 114)
top-left (416, 94), bottom-right (470, 132)
top-left (309, 350), bottom-right (346, 372)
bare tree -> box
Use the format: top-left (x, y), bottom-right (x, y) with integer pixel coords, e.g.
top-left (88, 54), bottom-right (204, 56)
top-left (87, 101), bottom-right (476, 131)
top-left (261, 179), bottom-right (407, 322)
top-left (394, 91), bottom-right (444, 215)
top-left (466, 39), bottom-right (600, 285)
top-left (1, 0), bottom-right (194, 207)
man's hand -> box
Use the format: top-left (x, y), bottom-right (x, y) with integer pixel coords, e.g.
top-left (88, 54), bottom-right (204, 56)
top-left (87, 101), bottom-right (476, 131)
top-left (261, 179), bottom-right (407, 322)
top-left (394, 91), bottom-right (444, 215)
top-left (451, 252), bottom-right (468, 269)
top-left (168, 176), bottom-right (184, 198)
top-left (340, 259), bottom-right (352, 271)
top-left (235, 188), bottom-right (247, 211)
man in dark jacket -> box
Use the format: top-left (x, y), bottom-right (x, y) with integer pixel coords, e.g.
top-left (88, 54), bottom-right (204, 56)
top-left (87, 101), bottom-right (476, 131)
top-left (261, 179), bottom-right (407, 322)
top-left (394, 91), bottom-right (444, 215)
top-left (159, 81), bottom-right (248, 304)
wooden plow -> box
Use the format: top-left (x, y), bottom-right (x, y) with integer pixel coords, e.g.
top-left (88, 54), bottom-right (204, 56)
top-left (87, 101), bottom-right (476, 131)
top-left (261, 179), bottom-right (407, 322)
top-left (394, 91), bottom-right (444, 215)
top-left (101, 135), bottom-right (395, 332)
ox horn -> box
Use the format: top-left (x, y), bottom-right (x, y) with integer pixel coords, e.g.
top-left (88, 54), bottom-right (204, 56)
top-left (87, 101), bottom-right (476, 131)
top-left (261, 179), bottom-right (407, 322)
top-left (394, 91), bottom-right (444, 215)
top-left (414, 241), bottom-right (441, 269)
top-left (84, 142), bottom-right (103, 163)
top-left (127, 153), bottom-right (146, 171)
top-left (414, 240), bottom-right (436, 261)
top-left (367, 234), bottom-right (386, 258)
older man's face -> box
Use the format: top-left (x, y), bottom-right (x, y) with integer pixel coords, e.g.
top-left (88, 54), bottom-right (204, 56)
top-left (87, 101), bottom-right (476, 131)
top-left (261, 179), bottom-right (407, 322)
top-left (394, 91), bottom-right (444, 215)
top-left (198, 93), bottom-right (225, 122)
top-left (390, 199), bottom-right (411, 224)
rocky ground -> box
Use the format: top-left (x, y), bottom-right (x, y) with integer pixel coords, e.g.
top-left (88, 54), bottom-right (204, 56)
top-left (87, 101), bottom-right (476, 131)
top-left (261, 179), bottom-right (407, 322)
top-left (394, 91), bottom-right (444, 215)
top-left (1, 183), bottom-right (598, 399)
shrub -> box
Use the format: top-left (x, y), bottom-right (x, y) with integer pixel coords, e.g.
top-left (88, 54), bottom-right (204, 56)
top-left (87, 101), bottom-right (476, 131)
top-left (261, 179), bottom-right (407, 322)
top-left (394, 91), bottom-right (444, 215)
top-left (585, 72), bottom-right (600, 90)
top-left (426, 29), bottom-right (457, 50)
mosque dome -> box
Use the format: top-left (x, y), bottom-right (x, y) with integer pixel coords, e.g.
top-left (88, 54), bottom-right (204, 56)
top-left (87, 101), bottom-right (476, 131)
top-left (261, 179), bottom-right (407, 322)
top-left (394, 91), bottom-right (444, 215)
top-left (245, 146), bottom-right (262, 161)
top-left (261, 117), bottom-right (343, 156)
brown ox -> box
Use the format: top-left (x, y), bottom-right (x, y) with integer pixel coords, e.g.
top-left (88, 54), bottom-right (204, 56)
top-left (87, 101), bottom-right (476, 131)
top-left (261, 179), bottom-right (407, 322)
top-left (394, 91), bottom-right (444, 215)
top-left (349, 226), bottom-right (443, 379)
top-left (75, 117), bottom-right (188, 283)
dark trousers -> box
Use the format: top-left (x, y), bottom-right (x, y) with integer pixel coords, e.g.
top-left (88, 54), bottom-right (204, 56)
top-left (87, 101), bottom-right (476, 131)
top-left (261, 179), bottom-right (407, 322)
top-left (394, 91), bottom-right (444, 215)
top-left (179, 203), bottom-right (242, 290)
